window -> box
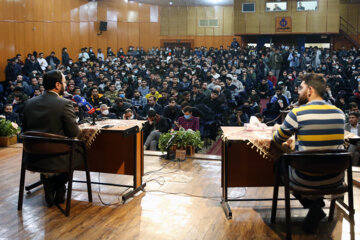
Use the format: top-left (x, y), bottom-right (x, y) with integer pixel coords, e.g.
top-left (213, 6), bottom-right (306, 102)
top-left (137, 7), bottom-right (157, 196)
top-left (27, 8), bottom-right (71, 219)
top-left (296, 1), bottom-right (318, 11)
top-left (265, 2), bottom-right (287, 12)
top-left (242, 3), bottom-right (256, 13)
top-left (198, 19), bottom-right (219, 27)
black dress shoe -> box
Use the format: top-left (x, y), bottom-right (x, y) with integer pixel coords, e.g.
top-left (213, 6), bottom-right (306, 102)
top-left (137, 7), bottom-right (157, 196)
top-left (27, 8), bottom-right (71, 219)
top-left (40, 175), bottom-right (55, 207)
top-left (302, 199), bottom-right (326, 234)
top-left (54, 184), bottom-right (66, 204)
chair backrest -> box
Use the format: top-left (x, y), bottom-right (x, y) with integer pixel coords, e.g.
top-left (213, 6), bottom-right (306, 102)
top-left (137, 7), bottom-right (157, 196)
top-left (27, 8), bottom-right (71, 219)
top-left (282, 149), bottom-right (351, 174)
top-left (21, 131), bottom-right (73, 155)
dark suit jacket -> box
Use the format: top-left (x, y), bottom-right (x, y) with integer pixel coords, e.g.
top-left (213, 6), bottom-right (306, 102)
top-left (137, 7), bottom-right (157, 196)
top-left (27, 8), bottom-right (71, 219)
top-left (23, 91), bottom-right (82, 170)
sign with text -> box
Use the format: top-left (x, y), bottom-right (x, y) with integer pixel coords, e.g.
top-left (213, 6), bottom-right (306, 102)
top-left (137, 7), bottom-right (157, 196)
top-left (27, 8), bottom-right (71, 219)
top-left (275, 17), bottom-right (292, 32)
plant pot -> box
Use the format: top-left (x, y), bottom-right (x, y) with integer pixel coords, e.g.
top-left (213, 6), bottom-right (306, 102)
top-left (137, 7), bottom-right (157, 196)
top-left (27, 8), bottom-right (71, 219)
top-left (0, 135), bottom-right (17, 147)
top-left (175, 149), bottom-right (186, 161)
top-left (186, 145), bottom-right (195, 156)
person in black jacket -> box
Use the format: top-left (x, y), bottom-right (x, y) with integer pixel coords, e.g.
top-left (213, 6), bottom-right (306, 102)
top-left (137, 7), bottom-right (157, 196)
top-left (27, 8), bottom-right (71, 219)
top-left (61, 48), bottom-right (70, 66)
top-left (143, 109), bottom-right (171, 150)
top-left (45, 52), bottom-right (60, 69)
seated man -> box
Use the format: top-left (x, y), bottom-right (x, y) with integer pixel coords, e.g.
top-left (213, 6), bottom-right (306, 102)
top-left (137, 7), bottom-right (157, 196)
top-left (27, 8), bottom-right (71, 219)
top-left (109, 98), bottom-right (132, 119)
top-left (229, 106), bottom-right (249, 126)
top-left (272, 73), bottom-right (345, 233)
top-left (98, 104), bottom-right (117, 119)
top-left (23, 70), bottom-right (82, 207)
top-left (174, 106), bottom-right (199, 131)
top-left (2, 103), bottom-right (21, 126)
top-left (87, 87), bottom-right (107, 110)
top-left (143, 109), bottom-right (171, 151)
top-left (345, 111), bottom-right (360, 166)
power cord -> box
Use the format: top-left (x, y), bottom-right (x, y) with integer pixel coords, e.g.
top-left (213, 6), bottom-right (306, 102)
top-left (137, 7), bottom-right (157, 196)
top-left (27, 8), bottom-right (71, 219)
top-left (97, 172), bottom-right (130, 206)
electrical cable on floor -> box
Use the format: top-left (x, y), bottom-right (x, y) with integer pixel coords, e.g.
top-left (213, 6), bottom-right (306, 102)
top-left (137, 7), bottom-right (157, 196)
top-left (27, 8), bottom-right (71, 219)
top-left (97, 172), bottom-right (130, 206)
top-left (143, 160), bottom-right (248, 201)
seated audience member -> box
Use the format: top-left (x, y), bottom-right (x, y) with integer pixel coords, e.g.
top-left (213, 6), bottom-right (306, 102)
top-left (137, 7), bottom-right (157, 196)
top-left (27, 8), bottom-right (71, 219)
top-left (229, 107), bottom-right (250, 126)
top-left (157, 90), bottom-right (170, 107)
top-left (202, 90), bottom-right (222, 114)
top-left (104, 83), bottom-right (118, 105)
top-left (145, 86), bottom-right (162, 100)
top-left (142, 96), bottom-right (163, 117)
top-left (190, 84), bottom-right (205, 106)
top-left (138, 79), bottom-right (150, 97)
top-left (346, 111), bottom-right (360, 166)
top-left (109, 98), bottom-right (132, 118)
top-left (98, 104), bottom-right (117, 119)
top-left (143, 109), bottom-right (171, 150)
top-left (122, 108), bottom-right (136, 120)
top-left (131, 90), bottom-right (147, 111)
top-left (73, 103), bottom-right (87, 122)
top-left (174, 106), bottom-right (199, 131)
top-left (163, 98), bottom-right (182, 123)
top-left (87, 87), bottom-right (107, 110)
top-left (2, 103), bottom-right (21, 126)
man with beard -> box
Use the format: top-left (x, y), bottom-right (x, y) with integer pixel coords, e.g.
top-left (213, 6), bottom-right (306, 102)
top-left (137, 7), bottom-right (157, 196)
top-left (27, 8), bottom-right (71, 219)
top-left (272, 73), bottom-right (345, 234)
top-left (23, 70), bottom-right (82, 208)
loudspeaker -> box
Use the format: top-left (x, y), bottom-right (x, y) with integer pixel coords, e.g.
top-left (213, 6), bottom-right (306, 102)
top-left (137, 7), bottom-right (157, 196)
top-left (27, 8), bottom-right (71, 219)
top-left (99, 21), bottom-right (107, 31)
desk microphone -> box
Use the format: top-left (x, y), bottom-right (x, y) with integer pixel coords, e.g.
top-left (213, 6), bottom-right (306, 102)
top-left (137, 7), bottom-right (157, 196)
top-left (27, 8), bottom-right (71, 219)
top-left (72, 95), bottom-right (96, 115)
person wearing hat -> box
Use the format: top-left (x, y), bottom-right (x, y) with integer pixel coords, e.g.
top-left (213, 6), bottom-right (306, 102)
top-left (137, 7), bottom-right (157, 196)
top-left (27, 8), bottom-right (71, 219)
top-left (143, 109), bottom-right (171, 150)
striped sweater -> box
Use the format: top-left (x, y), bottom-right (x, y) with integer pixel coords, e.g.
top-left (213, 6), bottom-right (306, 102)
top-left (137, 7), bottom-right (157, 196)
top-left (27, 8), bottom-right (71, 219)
top-left (273, 100), bottom-right (345, 188)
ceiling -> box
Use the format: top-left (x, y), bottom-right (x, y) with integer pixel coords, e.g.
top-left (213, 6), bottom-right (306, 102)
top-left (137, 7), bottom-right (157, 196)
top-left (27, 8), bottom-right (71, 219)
top-left (130, 0), bottom-right (233, 6)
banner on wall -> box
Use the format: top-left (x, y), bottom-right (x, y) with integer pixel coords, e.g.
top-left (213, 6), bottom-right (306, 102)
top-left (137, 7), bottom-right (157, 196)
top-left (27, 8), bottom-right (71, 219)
top-left (275, 17), bottom-right (292, 32)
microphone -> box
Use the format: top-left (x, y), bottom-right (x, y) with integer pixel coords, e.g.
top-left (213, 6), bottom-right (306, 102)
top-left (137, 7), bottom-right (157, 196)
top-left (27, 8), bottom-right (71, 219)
top-left (72, 95), bottom-right (96, 115)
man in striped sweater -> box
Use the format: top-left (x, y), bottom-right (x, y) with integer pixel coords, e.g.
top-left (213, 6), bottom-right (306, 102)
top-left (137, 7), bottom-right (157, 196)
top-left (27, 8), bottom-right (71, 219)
top-left (273, 73), bottom-right (345, 233)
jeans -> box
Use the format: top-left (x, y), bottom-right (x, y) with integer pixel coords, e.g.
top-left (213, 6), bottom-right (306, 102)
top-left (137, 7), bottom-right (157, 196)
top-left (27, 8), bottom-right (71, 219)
top-left (144, 130), bottom-right (161, 150)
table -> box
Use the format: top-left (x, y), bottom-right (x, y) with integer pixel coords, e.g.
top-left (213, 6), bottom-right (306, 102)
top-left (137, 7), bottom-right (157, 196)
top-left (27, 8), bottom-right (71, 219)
top-left (76, 120), bottom-right (146, 202)
top-left (221, 126), bottom-right (281, 219)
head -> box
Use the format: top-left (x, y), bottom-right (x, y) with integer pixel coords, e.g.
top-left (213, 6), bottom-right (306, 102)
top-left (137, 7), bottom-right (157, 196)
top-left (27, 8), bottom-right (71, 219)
top-left (169, 98), bottom-right (176, 108)
top-left (148, 96), bottom-right (156, 106)
top-left (124, 108), bottom-right (134, 119)
top-left (298, 73), bottom-right (326, 105)
top-left (147, 109), bottom-right (157, 121)
top-left (183, 106), bottom-right (193, 120)
top-left (211, 90), bottom-right (219, 100)
top-left (100, 104), bottom-right (109, 115)
top-left (4, 104), bottom-right (13, 114)
top-left (349, 112), bottom-right (359, 127)
top-left (91, 87), bottom-right (99, 98)
top-left (43, 70), bottom-right (66, 95)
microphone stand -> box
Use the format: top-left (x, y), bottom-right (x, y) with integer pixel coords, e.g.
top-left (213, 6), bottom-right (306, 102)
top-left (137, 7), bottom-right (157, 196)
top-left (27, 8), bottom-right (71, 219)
top-left (91, 113), bottom-right (97, 125)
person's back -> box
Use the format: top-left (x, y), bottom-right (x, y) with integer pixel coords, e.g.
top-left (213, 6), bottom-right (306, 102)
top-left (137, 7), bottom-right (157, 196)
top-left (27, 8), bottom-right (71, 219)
top-left (23, 92), bottom-right (79, 137)
top-left (22, 70), bottom-right (80, 208)
top-left (273, 73), bottom-right (345, 234)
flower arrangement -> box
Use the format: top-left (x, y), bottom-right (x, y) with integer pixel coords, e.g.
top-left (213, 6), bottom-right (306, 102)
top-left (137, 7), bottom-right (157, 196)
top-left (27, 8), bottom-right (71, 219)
top-left (158, 128), bottom-right (204, 153)
top-left (0, 118), bottom-right (21, 137)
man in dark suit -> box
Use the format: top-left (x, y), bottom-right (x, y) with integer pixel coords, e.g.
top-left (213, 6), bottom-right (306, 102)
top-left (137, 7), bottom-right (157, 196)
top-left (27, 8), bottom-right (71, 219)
top-left (23, 70), bottom-right (81, 207)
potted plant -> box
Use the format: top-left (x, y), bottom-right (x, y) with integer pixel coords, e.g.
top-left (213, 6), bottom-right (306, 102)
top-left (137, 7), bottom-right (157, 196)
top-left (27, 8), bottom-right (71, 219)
top-left (0, 118), bottom-right (20, 147)
top-left (158, 128), bottom-right (204, 160)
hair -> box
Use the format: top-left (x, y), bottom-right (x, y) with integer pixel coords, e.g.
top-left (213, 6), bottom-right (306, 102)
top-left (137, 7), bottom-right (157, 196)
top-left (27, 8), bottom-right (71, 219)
top-left (148, 96), bottom-right (156, 101)
top-left (301, 73), bottom-right (326, 97)
top-left (349, 102), bottom-right (358, 109)
top-left (43, 70), bottom-right (63, 90)
top-left (183, 106), bottom-right (193, 113)
top-left (349, 111), bottom-right (359, 118)
top-left (124, 108), bottom-right (133, 114)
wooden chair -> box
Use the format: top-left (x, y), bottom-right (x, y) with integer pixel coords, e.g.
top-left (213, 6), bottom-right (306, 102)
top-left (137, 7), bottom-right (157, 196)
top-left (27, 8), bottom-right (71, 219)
top-left (18, 131), bottom-right (93, 216)
top-left (271, 150), bottom-right (355, 240)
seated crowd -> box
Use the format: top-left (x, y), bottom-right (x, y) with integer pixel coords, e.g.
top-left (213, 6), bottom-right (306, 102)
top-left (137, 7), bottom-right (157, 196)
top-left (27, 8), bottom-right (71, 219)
top-left (1, 42), bottom-right (360, 151)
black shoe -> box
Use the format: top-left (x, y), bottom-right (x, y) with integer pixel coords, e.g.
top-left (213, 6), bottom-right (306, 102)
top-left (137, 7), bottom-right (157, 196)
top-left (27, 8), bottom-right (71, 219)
top-left (41, 175), bottom-right (55, 207)
top-left (54, 184), bottom-right (66, 204)
top-left (302, 200), bottom-right (326, 234)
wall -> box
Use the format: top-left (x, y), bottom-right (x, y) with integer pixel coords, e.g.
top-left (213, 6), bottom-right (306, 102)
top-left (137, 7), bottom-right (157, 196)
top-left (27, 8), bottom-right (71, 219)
top-left (0, 0), bottom-right (160, 81)
top-left (234, 0), bottom-right (339, 34)
top-left (159, 6), bottom-right (236, 48)
top-left (339, 1), bottom-right (360, 32)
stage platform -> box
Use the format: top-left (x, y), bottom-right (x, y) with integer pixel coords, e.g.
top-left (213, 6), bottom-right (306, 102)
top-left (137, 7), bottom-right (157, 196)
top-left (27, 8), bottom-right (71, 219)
top-left (1, 145), bottom-right (359, 239)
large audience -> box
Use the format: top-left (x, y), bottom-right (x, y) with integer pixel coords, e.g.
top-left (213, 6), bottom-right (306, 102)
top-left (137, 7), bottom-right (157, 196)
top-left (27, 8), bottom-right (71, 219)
top-left (1, 41), bottom-right (360, 149)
